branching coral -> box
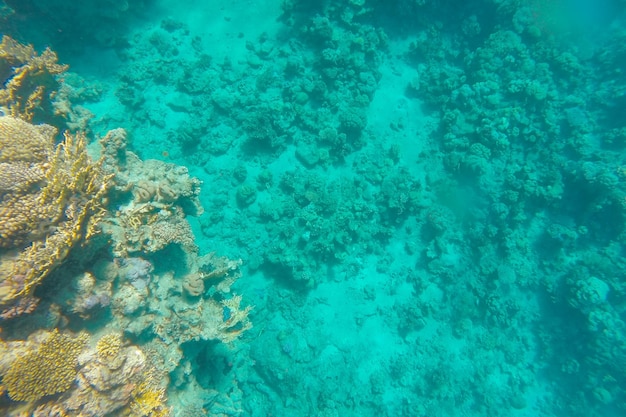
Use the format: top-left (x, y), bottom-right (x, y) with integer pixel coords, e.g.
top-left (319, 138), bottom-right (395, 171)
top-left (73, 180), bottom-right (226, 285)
top-left (218, 294), bottom-right (254, 343)
top-left (0, 330), bottom-right (170, 415)
top-left (2, 329), bottom-right (88, 402)
top-left (0, 35), bottom-right (68, 121)
top-left (13, 333), bottom-right (170, 417)
top-left (0, 32), bottom-right (252, 417)
top-left (0, 116), bottom-right (111, 316)
top-left (128, 384), bottom-right (171, 417)
top-left (96, 332), bottom-right (124, 363)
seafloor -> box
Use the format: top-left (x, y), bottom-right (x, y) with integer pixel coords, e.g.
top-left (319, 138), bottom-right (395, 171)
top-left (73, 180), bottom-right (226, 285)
top-left (0, 0), bottom-right (625, 416)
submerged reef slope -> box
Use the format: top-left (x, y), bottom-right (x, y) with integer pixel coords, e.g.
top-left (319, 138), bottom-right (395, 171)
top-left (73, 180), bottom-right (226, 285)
top-left (70, 1), bottom-right (624, 416)
top-left (2, 1), bottom-right (626, 417)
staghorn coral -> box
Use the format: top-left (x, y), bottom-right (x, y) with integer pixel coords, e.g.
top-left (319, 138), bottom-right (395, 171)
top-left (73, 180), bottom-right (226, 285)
top-left (1, 329), bottom-right (88, 402)
top-left (218, 294), bottom-right (254, 343)
top-left (0, 36), bottom-right (68, 121)
top-left (0, 116), bottom-right (111, 317)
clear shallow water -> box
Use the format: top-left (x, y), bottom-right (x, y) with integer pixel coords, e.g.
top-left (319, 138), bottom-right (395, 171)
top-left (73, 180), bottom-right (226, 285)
top-left (1, 1), bottom-right (625, 416)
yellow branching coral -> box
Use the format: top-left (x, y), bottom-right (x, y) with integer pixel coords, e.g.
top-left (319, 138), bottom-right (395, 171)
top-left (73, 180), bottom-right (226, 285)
top-left (0, 35), bottom-right (68, 121)
top-left (0, 116), bottom-right (111, 314)
top-left (129, 386), bottom-right (171, 417)
top-left (2, 329), bottom-right (88, 402)
top-left (96, 333), bottom-right (124, 363)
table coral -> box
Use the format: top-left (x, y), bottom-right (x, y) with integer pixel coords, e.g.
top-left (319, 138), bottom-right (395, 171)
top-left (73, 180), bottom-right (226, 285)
top-left (1, 329), bottom-right (88, 402)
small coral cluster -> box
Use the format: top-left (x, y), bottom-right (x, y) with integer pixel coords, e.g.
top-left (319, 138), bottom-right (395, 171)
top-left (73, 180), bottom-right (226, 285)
top-left (65, 332), bottom-right (169, 417)
top-left (98, 128), bottom-right (202, 257)
top-left (111, 251), bottom-right (253, 346)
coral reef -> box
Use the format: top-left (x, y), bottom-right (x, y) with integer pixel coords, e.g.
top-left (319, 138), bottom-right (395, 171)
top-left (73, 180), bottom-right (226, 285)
top-left (112, 252), bottom-right (253, 346)
top-left (0, 331), bottom-right (170, 416)
top-left (0, 33), bottom-right (254, 417)
top-left (0, 116), bottom-right (110, 318)
top-left (0, 35), bottom-right (68, 122)
top-left (63, 333), bottom-right (169, 417)
top-left (79, 2), bottom-right (626, 416)
top-left (98, 128), bottom-right (202, 257)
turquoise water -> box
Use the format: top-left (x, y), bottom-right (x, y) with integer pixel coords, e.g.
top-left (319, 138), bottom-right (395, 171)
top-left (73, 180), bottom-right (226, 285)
top-left (1, 0), bottom-right (625, 416)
